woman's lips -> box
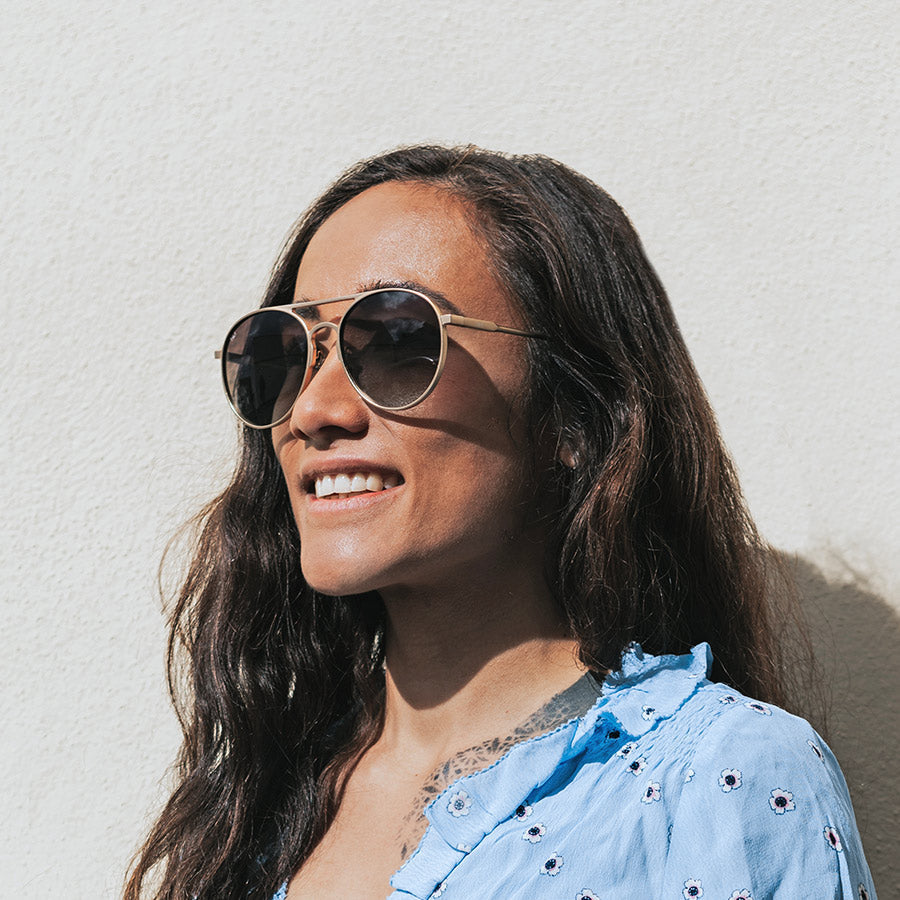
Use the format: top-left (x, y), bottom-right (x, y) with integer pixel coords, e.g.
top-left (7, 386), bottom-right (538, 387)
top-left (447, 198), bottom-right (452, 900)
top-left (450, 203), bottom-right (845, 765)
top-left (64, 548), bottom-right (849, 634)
top-left (305, 480), bottom-right (403, 512)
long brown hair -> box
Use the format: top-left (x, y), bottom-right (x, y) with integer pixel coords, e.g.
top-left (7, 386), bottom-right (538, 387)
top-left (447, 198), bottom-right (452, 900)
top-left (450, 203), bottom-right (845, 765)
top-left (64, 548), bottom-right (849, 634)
top-left (125, 145), bottom-right (796, 899)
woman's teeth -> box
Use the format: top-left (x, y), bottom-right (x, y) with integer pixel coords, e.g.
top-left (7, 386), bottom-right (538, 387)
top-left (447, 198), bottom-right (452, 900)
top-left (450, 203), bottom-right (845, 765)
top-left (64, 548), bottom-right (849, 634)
top-left (314, 472), bottom-right (400, 499)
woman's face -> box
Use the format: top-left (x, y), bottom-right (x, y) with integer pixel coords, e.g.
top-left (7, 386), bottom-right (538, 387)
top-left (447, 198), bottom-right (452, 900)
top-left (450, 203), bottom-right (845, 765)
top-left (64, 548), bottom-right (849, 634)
top-left (272, 181), bottom-right (550, 598)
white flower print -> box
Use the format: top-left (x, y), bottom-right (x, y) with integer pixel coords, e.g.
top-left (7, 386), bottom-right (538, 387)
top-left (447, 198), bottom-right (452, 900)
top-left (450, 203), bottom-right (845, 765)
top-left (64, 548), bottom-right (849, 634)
top-left (768, 788), bottom-right (795, 814)
top-left (514, 803), bottom-right (532, 820)
top-left (718, 768), bottom-right (743, 792)
top-left (641, 705), bottom-right (656, 720)
top-left (718, 694), bottom-right (738, 704)
top-left (683, 879), bottom-right (703, 898)
top-left (576, 891), bottom-right (601, 900)
top-left (824, 825), bottom-right (843, 852)
top-left (641, 781), bottom-right (661, 803)
top-left (807, 739), bottom-right (825, 761)
top-left (684, 768), bottom-right (695, 783)
top-left (539, 853), bottom-right (564, 876)
top-left (727, 891), bottom-right (752, 900)
top-left (859, 883), bottom-right (870, 900)
top-left (616, 741), bottom-right (638, 758)
top-left (745, 700), bottom-right (772, 716)
top-left (523, 823), bottom-right (546, 843)
top-left (447, 790), bottom-right (472, 817)
top-left (627, 756), bottom-right (647, 776)
top-left (431, 880), bottom-right (447, 898)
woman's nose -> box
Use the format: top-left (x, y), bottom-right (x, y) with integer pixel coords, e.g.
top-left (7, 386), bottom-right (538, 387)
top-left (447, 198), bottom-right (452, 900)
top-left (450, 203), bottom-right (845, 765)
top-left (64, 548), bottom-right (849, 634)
top-left (287, 335), bottom-right (369, 443)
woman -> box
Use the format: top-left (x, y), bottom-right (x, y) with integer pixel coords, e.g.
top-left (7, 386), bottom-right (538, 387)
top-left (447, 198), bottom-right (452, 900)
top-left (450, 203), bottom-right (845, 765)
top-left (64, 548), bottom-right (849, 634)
top-left (126, 146), bottom-right (876, 899)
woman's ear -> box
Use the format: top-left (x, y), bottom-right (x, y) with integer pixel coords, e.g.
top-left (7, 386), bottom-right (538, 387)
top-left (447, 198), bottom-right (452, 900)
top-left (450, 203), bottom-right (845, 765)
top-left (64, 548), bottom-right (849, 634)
top-left (558, 442), bottom-right (579, 468)
top-left (558, 425), bottom-right (588, 469)
top-left (535, 411), bottom-right (584, 472)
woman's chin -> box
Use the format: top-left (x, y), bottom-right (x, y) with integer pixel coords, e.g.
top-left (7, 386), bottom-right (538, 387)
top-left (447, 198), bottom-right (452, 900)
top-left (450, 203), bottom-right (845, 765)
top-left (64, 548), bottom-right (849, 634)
top-left (300, 559), bottom-right (382, 598)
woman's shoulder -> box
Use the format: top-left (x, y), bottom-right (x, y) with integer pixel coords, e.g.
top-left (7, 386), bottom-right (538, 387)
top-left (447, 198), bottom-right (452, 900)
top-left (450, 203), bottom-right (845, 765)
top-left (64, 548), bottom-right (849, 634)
top-left (658, 677), bottom-right (851, 824)
top-left (599, 644), bottom-right (876, 898)
top-left (661, 692), bottom-right (874, 897)
top-left (601, 643), bottom-right (855, 824)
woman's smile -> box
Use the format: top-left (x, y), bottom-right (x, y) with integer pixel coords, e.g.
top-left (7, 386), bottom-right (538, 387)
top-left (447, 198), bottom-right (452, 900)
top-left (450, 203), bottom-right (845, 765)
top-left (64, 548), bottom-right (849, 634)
top-left (299, 458), bottom-right (406, 514)
top-left (300, 458), bottom-right (405, 500)
top-left (311, 471), bottom-right (401, 500)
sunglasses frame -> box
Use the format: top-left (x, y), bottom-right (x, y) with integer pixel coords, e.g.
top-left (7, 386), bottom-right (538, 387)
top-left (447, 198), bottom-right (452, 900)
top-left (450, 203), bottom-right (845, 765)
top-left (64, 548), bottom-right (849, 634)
top-left (216, 287), bottom-right (545, 429)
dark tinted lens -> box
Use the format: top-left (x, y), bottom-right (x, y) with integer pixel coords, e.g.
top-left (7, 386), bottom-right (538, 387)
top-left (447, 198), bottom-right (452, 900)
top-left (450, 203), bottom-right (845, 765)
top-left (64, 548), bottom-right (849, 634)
top-left (340, 291), bottom-right (441, 408)
top-left (223, 310), bottom-right (307, 426)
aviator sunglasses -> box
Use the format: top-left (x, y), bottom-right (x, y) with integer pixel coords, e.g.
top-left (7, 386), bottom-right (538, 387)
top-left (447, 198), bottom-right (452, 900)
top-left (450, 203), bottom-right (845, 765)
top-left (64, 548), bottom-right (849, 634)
top-left (217, 287), bottom-right (545, 429)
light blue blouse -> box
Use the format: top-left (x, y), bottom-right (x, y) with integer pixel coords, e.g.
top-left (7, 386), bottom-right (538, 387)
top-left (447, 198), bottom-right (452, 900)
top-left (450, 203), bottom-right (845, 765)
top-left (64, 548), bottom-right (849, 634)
top-left (272, 643), bottom-right (877, 899)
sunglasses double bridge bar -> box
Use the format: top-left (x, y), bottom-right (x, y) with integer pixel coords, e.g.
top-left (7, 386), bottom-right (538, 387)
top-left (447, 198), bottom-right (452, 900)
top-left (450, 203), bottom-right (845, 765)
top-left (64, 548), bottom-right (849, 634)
top-left (216, 287), bottom-right (546, 429)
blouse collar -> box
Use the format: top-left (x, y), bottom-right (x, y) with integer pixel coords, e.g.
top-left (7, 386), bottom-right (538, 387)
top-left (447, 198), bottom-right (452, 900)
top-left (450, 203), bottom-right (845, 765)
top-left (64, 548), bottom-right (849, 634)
top-left (390, 642), bottom-right (713, 898)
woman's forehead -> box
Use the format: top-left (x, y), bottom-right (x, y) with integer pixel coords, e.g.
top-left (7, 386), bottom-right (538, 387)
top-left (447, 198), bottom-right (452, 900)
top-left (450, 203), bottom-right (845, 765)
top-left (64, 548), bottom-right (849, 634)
top-left (294, 182), bottom-right (518, 323)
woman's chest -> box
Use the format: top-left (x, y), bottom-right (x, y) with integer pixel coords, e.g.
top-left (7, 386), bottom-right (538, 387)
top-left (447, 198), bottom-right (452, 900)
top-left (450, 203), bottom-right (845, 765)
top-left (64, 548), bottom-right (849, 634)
top-left (285, 769), bottom-right (430, 900)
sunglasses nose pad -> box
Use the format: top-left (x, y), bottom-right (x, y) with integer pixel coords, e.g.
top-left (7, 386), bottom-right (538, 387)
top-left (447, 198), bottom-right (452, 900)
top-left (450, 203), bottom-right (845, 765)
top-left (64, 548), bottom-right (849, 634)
top-left (309, 343), bottom-right (325, 374)
top-left (307, 321), bottom-right (339, 375)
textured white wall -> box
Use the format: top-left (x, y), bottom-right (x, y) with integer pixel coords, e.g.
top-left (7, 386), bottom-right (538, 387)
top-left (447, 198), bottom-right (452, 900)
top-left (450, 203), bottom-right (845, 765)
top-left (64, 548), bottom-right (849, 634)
top-left (2, 1), bottom-right (896, 896)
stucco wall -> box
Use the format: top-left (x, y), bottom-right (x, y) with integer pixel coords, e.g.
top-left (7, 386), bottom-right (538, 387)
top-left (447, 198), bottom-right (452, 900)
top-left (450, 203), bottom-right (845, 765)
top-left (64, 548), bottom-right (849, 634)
top-left (2, 2), bottom-right (896, 896)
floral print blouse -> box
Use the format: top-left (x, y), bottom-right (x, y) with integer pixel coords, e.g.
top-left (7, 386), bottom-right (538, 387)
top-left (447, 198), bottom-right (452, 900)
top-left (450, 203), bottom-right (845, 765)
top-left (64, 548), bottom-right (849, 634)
top-left (270, 643), bottom-right (877, 899)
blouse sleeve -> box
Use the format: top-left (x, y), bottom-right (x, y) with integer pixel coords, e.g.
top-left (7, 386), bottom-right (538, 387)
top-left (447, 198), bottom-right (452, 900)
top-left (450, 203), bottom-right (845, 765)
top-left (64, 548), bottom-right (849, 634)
top-left (661, 699), bottom-right (877, 900)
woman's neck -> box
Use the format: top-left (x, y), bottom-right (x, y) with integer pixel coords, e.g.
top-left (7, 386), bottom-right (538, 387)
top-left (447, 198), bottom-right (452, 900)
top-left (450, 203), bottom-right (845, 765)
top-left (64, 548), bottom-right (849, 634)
top-left (375, 576), bottom-right (587, 769)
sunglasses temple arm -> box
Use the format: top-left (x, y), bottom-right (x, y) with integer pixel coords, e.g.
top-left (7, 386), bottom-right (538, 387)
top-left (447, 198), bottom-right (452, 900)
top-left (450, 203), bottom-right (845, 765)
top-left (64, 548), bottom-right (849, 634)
top-left (442, 314), bottom-right (546, 339)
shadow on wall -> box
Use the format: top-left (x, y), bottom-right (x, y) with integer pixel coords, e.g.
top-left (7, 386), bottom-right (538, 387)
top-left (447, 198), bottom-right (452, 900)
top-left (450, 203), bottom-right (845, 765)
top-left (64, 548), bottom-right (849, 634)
top-left (781, 553), bottom-right (899, 898)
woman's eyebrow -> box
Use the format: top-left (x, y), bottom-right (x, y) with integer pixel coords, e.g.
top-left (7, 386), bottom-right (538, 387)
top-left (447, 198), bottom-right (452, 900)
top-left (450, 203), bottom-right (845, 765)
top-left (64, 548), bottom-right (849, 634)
top-left (357, 279), bottom-right (465, 315)
top-left (293, 304), bottom-right (321, 322)
top-left (292, 280), bottom-right (466, 318)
